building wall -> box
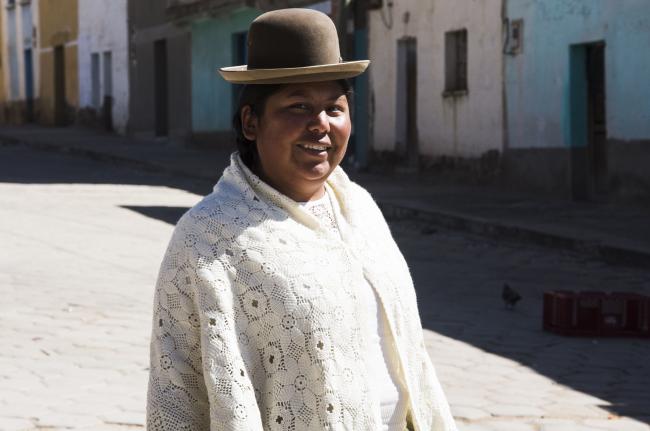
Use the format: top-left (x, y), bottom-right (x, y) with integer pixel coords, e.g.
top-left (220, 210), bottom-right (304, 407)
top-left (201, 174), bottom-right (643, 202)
top-left (128, 0), bottom-right (191, 142)
top-left (0, 0), bottom-right (36, 123)
top-left (367, 0), bottom-right (504, 158)
top-left (505, 0), bottom-right (650, 194)
top-left (6, 5), bottom-right (19, 99)
top-left (78, 0), bottom-right (129, 133)
top-left (38, 0), bottom-right (79, 125)
top-left (0, 5), bottom-right (7, 120)
top-left (506, 0), bottom-right (650, 149)
top-left (191, 7), bottom-right (260, 136)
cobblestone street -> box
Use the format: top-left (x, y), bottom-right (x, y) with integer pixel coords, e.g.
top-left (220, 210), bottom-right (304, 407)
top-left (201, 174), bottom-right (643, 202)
top-left (394, 221), bottom-right (650, 431)
top-left (1, 145), bottom-right (648, 430)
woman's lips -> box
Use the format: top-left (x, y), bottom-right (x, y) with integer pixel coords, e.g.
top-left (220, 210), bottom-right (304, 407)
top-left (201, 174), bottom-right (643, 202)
top-left (297, 143), bottom-right (331, 157)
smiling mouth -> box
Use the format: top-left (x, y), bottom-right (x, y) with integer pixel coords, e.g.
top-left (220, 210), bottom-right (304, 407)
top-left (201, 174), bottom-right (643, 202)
top-left (298, 143), bottom-right (331, 152)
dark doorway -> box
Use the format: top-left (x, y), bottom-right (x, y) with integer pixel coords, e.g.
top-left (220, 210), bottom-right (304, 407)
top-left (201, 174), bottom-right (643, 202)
top-left (24, 48), bottom-right (34, 122)
top-left (154, 39), bottom-right (168, 137)
top-left (231, 32), bottom-right (248, 116)
top-left (53, 45), bottom-right (66, 126)
top-left (569, 42), bottom-right (607, 201)
top-left (102, 51), bottom-right (114, 131)
top-left (586, 43), bottom-right (607, 196)
top-left (396, 37), bottom-right (418, 170)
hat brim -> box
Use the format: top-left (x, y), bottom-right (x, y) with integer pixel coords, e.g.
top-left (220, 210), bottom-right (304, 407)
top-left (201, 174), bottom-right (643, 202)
top-left (218, 60), bottom-right (369, 84)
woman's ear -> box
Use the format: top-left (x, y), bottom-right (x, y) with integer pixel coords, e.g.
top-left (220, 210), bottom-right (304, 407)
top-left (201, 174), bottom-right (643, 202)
top-left (241, 105), bottom-right (258, 141)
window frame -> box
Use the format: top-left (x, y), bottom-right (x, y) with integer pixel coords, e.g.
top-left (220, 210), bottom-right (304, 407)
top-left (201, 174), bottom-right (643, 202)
top-left (443, 28), bottom-right (468, 97)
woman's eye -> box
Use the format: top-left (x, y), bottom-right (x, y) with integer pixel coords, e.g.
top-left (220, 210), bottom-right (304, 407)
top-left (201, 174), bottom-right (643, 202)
top-left (290, 103), bottom-right (309, 111)
top-left (328, 105), bottom-right (345, 113)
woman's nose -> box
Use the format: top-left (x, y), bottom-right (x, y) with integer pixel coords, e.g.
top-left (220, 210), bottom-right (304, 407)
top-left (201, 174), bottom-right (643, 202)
top-left (308, 111), bottom-right (330, 134)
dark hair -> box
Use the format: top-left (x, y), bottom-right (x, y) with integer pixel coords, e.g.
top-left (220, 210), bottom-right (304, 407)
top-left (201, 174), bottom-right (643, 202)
top-left (232, 79), bottom-right (354, 168)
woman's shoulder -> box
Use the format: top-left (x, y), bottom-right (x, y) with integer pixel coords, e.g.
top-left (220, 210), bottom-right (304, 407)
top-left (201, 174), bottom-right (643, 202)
top-left (328, 169), bottom-right (383, 219)
top-left (329, 167), bottom-right (376, 204)
top-left (174, 189), bottom-right (242, 235)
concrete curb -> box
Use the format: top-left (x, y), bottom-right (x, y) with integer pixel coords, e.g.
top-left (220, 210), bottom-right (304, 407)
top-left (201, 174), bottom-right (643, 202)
top-left (379, 202), bottom-right (650, 268)
top-left (3, 133), bottom-right (649, 267)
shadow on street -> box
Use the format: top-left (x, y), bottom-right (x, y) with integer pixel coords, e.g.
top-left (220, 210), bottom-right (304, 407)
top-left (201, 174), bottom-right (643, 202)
top-left (0, 144), bottom-right (214, 195)
top-left (397, 223), bottom-right (650, 425)
top-left (121, 205), bottom-right (190, 225)
top-left (2, 144), bottom-right (648, 426)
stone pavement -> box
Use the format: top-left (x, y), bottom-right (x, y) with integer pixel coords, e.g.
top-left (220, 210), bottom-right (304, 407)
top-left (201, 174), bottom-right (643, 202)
top-left (0, 124), bottom-right (649, 268)
top-left (0, 145), bottom-right (649, 430)
top-left (392, 219), bottom-right (650, 431)
top-left (0, 147), bottom-right (203, 430)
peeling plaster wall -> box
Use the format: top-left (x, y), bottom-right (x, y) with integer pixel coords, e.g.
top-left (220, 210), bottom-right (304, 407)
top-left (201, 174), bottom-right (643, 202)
top-left (78, 0), bottom-right (129, 133)
top-left (368, 0), bottom-right (503, 158)
top-left (506, 0), bottom-right (650, 149)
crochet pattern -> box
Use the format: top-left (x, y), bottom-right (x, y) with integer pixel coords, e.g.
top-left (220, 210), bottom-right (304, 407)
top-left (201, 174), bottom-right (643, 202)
top-left (147, 154), bottom-right (457, 431)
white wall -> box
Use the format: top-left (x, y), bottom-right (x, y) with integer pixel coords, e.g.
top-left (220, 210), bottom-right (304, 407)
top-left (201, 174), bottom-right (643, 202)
top-left (0, 0), bottom-right (37, 107)
top-left (31, 0), bottom-right (39, 102)
top-left (1, 5), bottom-right (10, 101)
top-left (368, 0), bottom-right (504, 158)
top-left (78, 0), bottom-right (129, 133)
top-left (6, 5), bottom-right (20, 99)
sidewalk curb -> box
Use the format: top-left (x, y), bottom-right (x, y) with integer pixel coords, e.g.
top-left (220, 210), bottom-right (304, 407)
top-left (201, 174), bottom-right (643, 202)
top-left (4, 133), bottom-right (649, 267)
top-left (379, 202), bottom-right (650, 268)
top-left (0, 133), bottom-right (216, 182)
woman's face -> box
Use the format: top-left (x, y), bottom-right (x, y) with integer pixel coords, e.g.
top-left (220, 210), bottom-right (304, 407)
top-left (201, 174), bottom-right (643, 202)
top-left (241, 81), bottom-right (351, 202)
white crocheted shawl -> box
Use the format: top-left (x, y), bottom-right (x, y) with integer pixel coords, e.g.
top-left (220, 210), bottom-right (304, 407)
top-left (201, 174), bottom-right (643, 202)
top-left (147, 153), bottom-right (457, 431)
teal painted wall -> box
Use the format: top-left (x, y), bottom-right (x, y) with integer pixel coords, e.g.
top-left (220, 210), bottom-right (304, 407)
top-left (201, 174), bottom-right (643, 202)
top-left (506, 0), bottom-right (650, 149)
top-left (191, 8), bottom-right (260, 134)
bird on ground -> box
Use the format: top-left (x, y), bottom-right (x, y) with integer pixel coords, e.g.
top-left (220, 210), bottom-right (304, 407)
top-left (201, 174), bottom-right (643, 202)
top-left (502, 283), bottom-right (522, 310)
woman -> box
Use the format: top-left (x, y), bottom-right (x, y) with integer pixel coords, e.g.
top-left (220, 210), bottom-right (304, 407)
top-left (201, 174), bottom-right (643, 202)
top-left (147, 8), bottom-right (456, 431)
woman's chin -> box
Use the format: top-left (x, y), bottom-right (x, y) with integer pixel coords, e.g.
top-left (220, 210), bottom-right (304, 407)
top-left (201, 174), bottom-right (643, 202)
top-left (299, 160), bottom-right (333, 181)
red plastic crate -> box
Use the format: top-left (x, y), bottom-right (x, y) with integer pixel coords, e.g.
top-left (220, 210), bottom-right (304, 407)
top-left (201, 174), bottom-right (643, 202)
top-left (543, 290), bottom-right (650, 337)
top-left (543, 291), bottom-right (575, 334)
top-left (607, 292), bottom-right (650, 336)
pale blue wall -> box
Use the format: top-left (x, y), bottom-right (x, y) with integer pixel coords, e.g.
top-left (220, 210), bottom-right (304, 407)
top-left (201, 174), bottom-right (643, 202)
top-left (191, 8), bottom-right (260, 133)
top-left (506, 0), bottom-right (650, 149)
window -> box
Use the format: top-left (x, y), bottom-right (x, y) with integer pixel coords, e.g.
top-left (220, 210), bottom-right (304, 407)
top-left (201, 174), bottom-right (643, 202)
top-left (5, 0), bottom-right (16, 9)
top-left (444, 29), bottom-right (468, 94)
top-left (508, 19), bottom-right (524, 55)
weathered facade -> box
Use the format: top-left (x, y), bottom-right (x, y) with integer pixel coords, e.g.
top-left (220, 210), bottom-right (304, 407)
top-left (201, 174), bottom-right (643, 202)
top-left (127, 0), bottom-right (192, 142)
top-left (0, 0), bottom-right (37, 123)
top-left (368, 0), bottom-right (650, 199)
top-left (78, 0), bottom-right (129, 133)
top-left (38, 0), bottom-right (79, 126)
top-left (504, 0), bottom-right (650, 198)
top-left (367, 0), bottom-right (504, 169)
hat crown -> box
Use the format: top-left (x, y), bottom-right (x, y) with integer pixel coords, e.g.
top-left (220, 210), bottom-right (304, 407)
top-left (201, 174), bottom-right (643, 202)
top-left (247, 8), bottom-right (341, 70)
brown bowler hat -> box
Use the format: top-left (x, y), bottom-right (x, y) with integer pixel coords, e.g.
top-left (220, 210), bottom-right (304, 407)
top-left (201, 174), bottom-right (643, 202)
top-left (219, 8), bottom-right (369, 84)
